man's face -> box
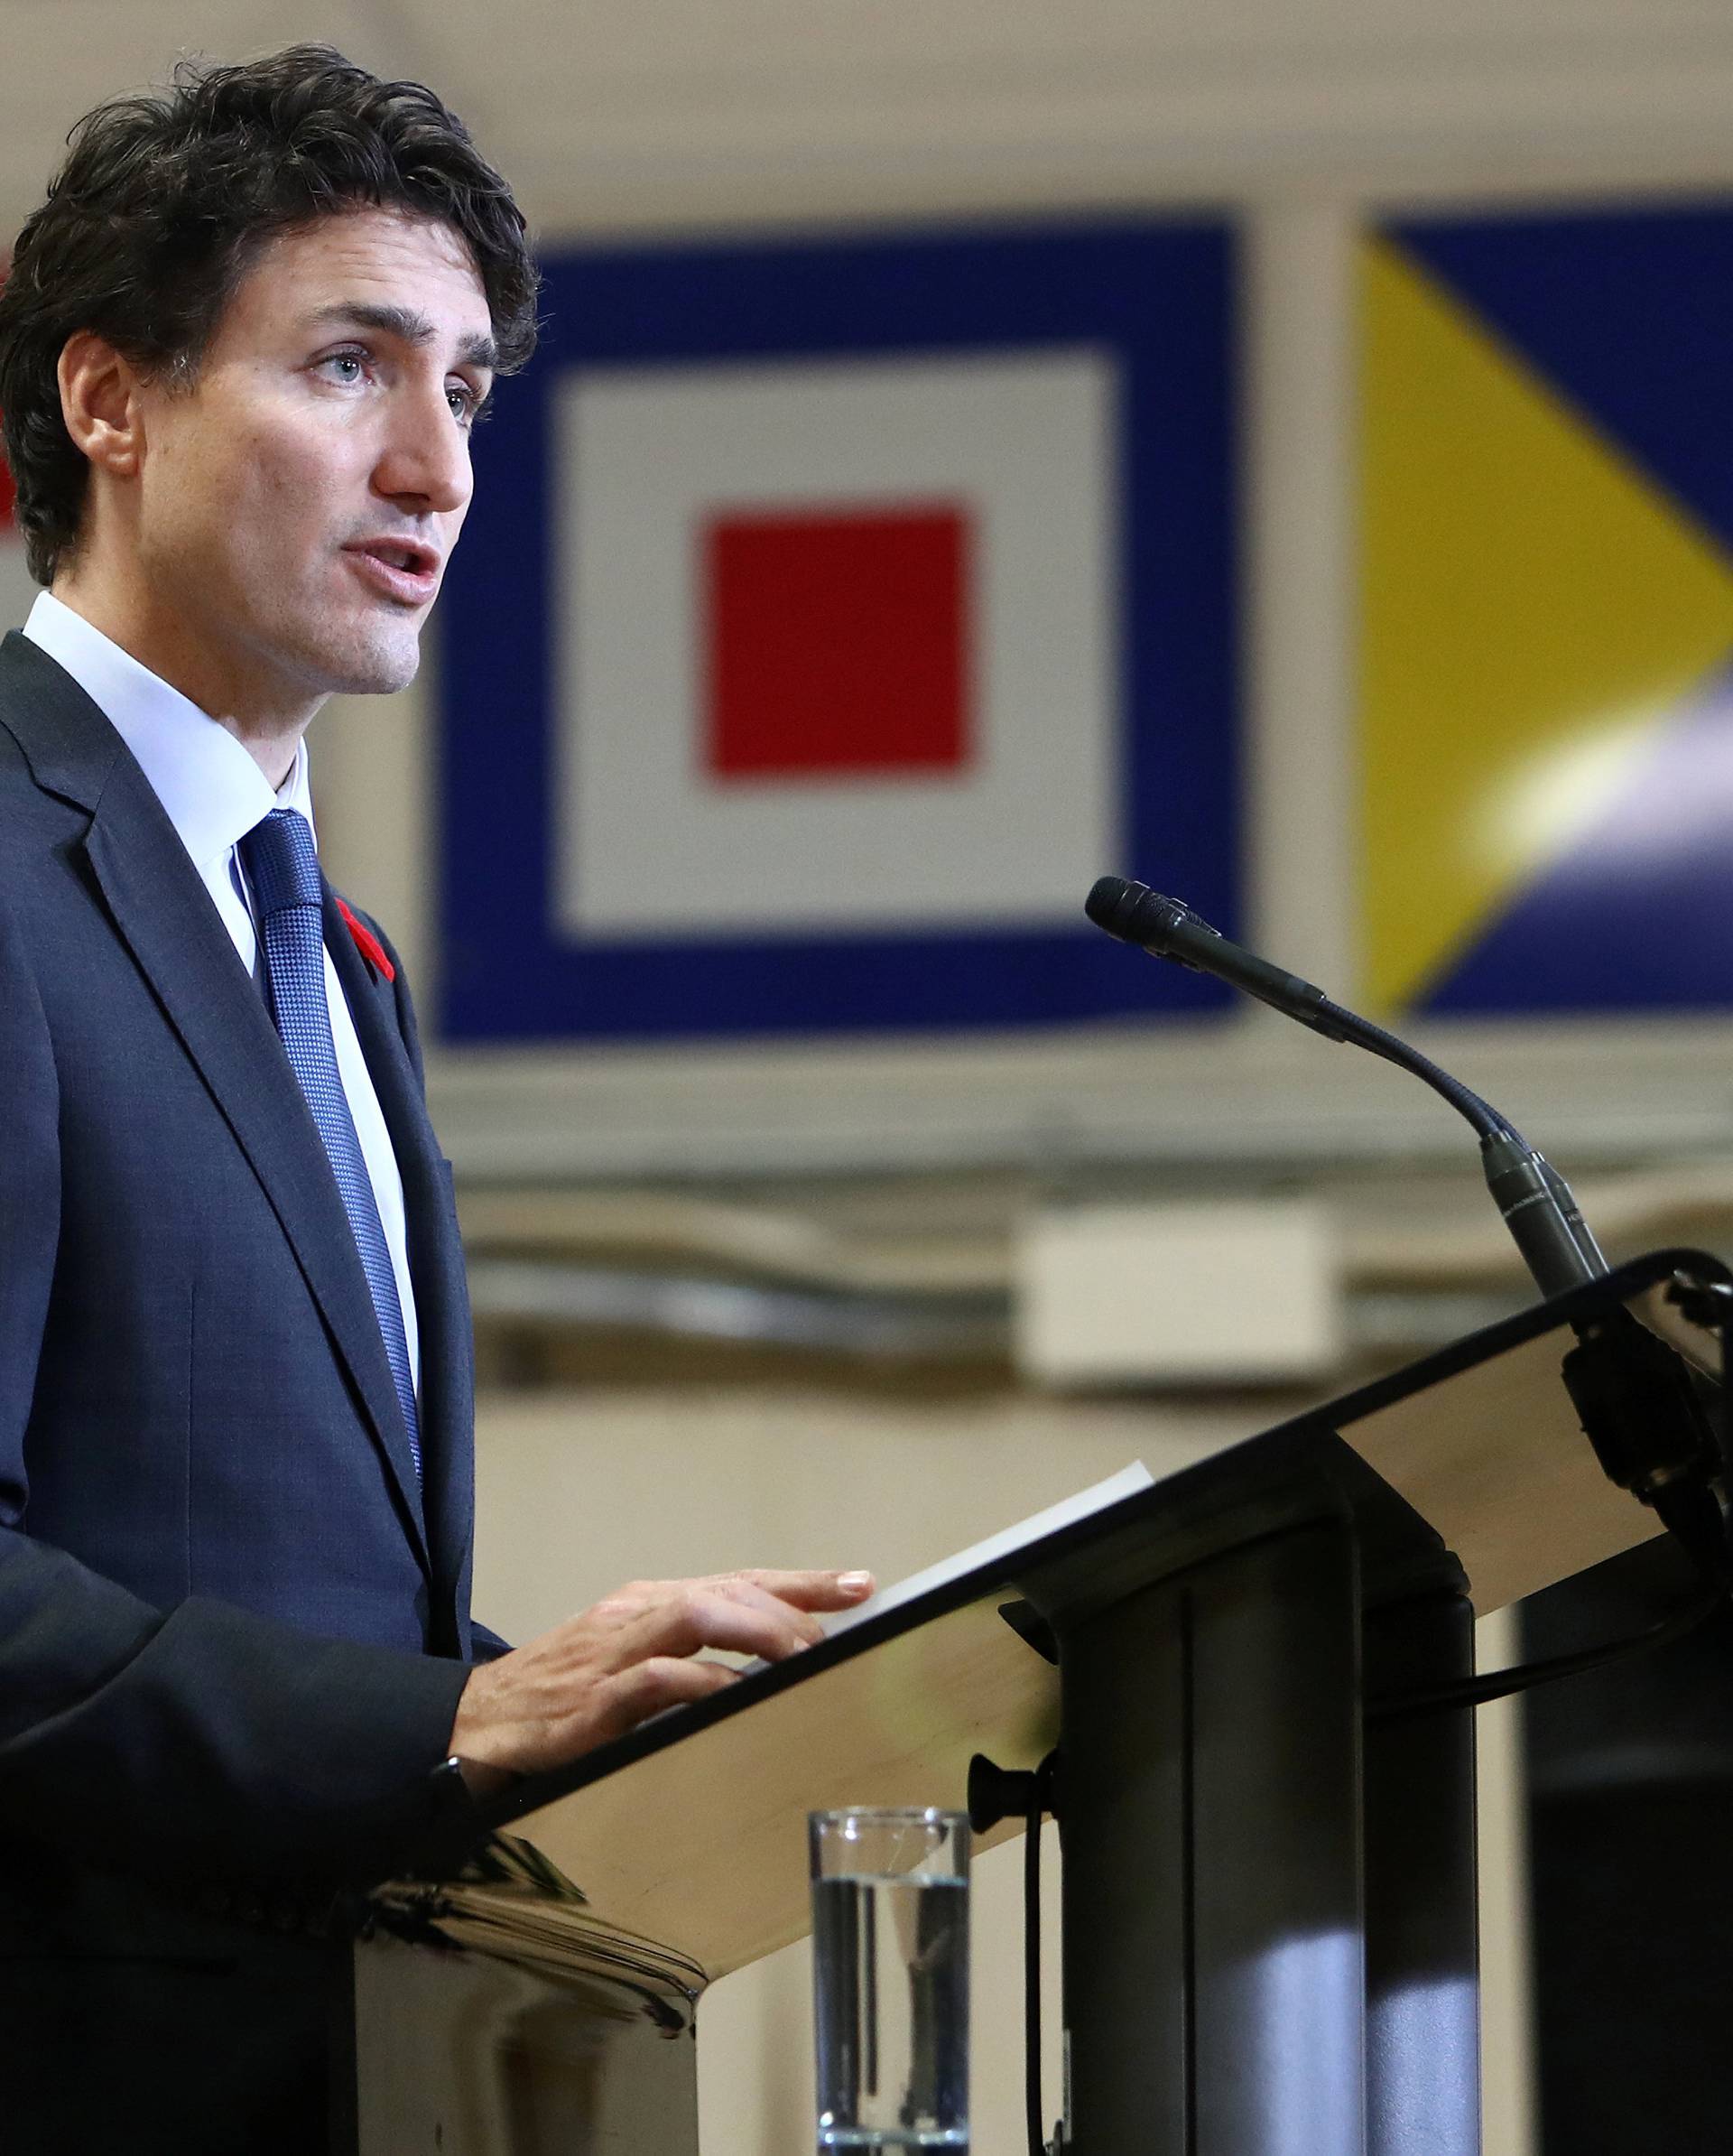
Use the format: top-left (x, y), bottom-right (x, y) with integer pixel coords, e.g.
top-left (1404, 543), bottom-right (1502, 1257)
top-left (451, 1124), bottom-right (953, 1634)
top-left (128, 205), bottom-right (495, 712)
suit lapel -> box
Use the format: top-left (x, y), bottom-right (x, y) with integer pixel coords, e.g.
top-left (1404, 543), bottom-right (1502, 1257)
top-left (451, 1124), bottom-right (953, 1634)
top-left (1, 636), bottom-right (431, 1570)
top-left (325, 899), bottom-right (472, 1624)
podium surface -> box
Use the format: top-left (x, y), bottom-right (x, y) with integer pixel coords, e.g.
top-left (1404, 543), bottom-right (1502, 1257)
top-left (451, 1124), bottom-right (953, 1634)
top-left (465, 1249), bottom-right (1715, 1974)
top-left (354, 1247), bottom-right (1728, 2154)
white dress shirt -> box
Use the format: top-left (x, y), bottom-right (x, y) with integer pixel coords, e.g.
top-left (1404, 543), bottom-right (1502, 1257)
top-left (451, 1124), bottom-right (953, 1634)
top-left (23, 590), bottom-right (420, 1390)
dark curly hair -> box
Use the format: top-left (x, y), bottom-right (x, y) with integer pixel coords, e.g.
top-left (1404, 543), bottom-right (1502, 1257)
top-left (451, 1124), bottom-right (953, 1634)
top-left (0, 45), bottom-right (539, 585)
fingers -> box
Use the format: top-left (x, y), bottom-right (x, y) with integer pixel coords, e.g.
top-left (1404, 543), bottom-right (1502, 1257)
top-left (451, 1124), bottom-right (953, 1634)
top-left (609, 1583), bottom-right (823, 1669)
top-left (702, 1574), bottom-right (833, 1644)
top-left (451, 1566), bottom-right (877, 1776)
top-left (724, 1567), bottom-right (876, 1612)
top-left (583, 1568), bottom-right (874, 1645)
top-left (598, 1653), bottom-right (738, 1740)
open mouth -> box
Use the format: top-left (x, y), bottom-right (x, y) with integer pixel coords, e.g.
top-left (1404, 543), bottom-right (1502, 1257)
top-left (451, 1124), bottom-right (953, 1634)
top-left (344, 537), bottom-right (442, 601)
top-left (354, 538), bottom-right (440, 576)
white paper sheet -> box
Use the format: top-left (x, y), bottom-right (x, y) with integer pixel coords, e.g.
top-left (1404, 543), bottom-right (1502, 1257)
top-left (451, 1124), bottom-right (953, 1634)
top-left (820, 1461), bottom-right (1154, 1641)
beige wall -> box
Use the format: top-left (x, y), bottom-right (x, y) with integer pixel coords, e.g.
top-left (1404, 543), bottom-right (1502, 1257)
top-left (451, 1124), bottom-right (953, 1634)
top-left (10, 2), bottom-right (1733, 240)
top-left (312, 677), bottom-right (437, 1001)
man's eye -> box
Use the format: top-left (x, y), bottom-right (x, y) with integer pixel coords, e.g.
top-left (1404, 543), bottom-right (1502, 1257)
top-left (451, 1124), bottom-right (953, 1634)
top-left (320, 351), bottom-right (367, 385)
top-left (447, 382), bottom-right (480, 424)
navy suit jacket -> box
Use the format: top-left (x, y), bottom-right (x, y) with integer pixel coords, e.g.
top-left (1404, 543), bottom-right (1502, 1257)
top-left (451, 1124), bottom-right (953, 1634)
top-left (0, 629), bottom-right (497, 2147)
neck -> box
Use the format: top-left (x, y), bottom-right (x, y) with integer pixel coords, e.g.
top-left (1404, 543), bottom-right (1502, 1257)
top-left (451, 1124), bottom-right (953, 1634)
top-left (50, 572), bottom-right (317, 791)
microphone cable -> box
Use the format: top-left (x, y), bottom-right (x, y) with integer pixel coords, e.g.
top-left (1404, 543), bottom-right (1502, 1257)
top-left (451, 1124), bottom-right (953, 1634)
top-left (1367, 1575), bottom-right (1728, 1724)
top-left (1022, 1752), bottom-right (1058, 2156)
top-left (968, 1744), bottom-right (1061, 2156)
top-left (1371, 1287), bottom-right (1733, 1723)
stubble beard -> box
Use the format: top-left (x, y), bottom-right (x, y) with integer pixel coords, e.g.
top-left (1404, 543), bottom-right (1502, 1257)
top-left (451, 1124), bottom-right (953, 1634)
top-left (265, 581), bottom-right (428, 702)
top-left (316, 615), bottom-right (424, 697)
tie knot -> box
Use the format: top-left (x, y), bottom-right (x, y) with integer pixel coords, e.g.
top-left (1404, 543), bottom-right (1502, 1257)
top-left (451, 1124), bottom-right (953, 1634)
top-left (240, 807), bottom-right (321, 917)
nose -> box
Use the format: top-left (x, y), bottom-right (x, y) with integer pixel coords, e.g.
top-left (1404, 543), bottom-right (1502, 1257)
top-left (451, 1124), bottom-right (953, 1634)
top-left (372, 375), bottom-right (472, 519)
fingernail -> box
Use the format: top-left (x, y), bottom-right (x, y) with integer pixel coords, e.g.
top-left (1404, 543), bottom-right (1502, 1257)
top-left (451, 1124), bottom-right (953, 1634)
top-left (839, 1571), bottom-right (873, 1595)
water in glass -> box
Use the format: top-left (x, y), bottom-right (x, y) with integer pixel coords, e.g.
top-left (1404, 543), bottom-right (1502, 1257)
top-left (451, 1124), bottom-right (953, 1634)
top-left (812, 1872), bottom-right (968, 2150)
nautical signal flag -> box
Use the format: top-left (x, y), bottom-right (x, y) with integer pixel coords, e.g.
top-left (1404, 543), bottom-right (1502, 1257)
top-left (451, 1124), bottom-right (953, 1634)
top-left (554, 352), bottom-right (1115, 942)
top-left (1359, 206), bottom-right (1733, 1018)
top-left (439, 224), bottom-right (1242, 1042)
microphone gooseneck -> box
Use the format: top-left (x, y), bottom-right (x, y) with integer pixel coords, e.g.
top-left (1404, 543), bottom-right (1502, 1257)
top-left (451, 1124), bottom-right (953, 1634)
top-left (1087, 873), bottom-right (1732, 1608)
top-left (1084, 874), bottom-right (1608, 1298)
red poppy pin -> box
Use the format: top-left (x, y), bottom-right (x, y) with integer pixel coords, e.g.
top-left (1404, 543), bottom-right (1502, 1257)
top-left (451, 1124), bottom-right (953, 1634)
top-left (335, 897), bottom-right (396, 983)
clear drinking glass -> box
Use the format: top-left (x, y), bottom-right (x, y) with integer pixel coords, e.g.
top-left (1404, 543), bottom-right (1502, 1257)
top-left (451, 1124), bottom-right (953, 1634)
top-left (809, 1808), bottom-right (970, 2151)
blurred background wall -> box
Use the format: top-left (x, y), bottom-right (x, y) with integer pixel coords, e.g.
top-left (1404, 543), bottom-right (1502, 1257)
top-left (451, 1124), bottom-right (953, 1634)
top-left (12, 5), bottom-right (1733, 2150)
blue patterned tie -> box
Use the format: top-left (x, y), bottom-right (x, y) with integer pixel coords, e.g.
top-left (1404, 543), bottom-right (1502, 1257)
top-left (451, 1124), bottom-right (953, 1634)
top-left (239, 808), bottom-right (422, 1486)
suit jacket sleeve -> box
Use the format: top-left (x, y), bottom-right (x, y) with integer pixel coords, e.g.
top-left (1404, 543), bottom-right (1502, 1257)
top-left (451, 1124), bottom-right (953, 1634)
top-left (0, 887), bottom-right (470, 1891)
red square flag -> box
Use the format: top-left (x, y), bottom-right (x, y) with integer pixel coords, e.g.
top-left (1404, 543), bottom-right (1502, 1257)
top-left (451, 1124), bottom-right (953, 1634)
top-left (703, 503), bottom-right (972, 782)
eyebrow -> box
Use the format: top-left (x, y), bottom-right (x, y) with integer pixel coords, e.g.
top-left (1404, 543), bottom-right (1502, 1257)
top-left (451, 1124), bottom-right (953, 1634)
top-left (306, 301), bottom-right (497, 373)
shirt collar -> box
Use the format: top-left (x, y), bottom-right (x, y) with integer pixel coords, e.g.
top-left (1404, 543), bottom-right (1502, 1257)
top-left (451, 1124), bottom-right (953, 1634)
top-left (23, 590), bottom-right (316, 869)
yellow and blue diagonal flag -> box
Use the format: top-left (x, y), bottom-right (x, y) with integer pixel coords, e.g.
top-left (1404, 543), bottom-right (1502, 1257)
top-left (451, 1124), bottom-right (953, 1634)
top-left (1359, 207), bottom-right (1733, 1015)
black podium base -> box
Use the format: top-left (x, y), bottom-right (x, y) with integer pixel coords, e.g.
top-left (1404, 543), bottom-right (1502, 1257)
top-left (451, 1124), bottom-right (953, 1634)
top-left (1024, 1434), bottom-right (1478, 2156)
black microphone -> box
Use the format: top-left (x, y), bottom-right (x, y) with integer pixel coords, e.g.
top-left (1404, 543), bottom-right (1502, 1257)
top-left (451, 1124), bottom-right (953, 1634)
top-left (1085, 874), bottom-right (1608, 1298)
top-left (1084, 878), bottom-right (1353, 1045)
top-left (1089, 875), bottom-right (1732, 1577)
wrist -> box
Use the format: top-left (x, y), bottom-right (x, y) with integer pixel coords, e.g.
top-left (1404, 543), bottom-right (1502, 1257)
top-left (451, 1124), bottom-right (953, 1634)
top-left (446, 1751), bottom-right (520, 1801)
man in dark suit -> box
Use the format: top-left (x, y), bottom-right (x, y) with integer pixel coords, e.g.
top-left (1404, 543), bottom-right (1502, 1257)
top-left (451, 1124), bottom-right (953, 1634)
top-left (0, 48), bottom-right (869, 2151)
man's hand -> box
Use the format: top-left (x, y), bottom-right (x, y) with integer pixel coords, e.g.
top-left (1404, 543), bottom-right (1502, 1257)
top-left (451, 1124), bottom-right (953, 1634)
top-left (448, 1567), bottom-right (875, 1778)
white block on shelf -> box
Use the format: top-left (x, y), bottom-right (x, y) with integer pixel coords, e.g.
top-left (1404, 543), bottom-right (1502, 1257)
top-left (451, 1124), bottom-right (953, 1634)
top-left (1015, 1200), bottom-right (1340, 1386)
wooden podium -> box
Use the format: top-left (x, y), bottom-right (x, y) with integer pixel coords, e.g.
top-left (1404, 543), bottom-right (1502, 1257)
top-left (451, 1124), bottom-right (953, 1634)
top-left (345, 1248), bottom-right (1728, 2156)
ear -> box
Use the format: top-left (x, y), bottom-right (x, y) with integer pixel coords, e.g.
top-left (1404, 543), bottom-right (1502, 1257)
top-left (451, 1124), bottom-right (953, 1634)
top-left (57, 330), bottom-right (146, 479)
